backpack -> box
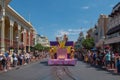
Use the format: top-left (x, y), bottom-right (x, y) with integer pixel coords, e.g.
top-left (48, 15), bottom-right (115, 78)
top-left (12, 54), bottom-right (15, 58)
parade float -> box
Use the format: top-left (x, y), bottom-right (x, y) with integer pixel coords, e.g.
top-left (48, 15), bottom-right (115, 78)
top-left (48, 34), bottom-right (77, 65)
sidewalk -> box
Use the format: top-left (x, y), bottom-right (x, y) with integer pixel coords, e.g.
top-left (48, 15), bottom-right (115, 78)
top-left (83, 61), bottom-right (120, 75)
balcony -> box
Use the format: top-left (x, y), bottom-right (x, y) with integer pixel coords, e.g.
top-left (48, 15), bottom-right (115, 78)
top-left (107, 24), bottom-right (120, 35)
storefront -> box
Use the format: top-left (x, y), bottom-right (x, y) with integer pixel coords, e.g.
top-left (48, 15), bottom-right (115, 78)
top-left (105, 37), bottom-right (120, 53)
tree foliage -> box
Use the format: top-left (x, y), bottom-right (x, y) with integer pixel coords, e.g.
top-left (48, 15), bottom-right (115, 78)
top-left (82, 38), bottom-right (95, 49)
top-left (34, 43), bottom-right (50, 51)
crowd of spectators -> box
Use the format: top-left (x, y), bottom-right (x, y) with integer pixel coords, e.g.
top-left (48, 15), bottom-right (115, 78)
top-left (0, 50), bottom-right (47, 72)
top-left (76, 47), bottom-right (120, 74)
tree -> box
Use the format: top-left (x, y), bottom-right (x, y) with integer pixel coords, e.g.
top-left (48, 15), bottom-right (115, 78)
top-left (74, 32), bottom-right (84, 51)
top-left (34, 44), bottom-right (44, 51)
top-left (34, 44), bottom-right (50, 51)
top-left (43, 46), bottom-right (50, 51)
top-left (82, 38), bottom-right (95, 49)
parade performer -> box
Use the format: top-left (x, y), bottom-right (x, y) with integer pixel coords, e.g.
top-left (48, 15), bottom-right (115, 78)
top-left (67, 46), bottom-right (71, 59)
top-left (70, 47), bottom-right (75, 59)
top-left (49, 47), bottom-right (54, 59)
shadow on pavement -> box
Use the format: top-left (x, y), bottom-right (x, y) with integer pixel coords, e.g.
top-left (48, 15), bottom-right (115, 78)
top-left (82, 61), bottom-right (120, 76)
top-left (40, 61), bottom-right (48, 66)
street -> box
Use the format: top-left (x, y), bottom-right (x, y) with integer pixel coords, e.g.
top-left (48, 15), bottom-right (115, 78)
top-left (0, 58), bottom-right (120, 80)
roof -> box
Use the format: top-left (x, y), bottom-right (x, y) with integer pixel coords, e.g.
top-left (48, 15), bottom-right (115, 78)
top-left (113, 2), bottom-right (120, 10)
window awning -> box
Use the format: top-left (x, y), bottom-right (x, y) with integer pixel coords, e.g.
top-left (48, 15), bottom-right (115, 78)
top-left (104, 37), bottom-right (120, 44)
top-left (107, 24), bottom-right (120, 35)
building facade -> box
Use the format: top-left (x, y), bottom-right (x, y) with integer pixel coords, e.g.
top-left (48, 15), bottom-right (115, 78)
top-left (0, 0), bottom-right (35, 53)
top-left (86, 28), bottom-right (95, 38)
top-left (95, 14), bottom-right (108, 48)
top-left (106, 2), bottom-right (120, 52)
top-left (36, 34), bottom-right (50, 47)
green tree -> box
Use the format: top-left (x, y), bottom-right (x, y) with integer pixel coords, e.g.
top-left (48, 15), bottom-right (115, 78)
top-left (44, 47), bottom-right (50, 51)
top-left (34, 43), bottom-right (44, 51)
top-left (34, 44), bottom-right (50, 51)
top-left (82, 38), bottom-right (94, 49)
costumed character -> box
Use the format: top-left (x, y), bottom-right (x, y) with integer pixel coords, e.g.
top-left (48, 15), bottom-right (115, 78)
top-left (53, 46), bottom-right (57, 59)
top-left (67, 46), bottom-right (71, 59)
top-left (70, 47), bottom-right (75, 59)
top-left (50, 47), bottom-right (55, 59)
top-left (50, 46), bottom-right (57, 59)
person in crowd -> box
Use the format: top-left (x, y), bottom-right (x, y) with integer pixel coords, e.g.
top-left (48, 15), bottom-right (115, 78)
top-left (87, 50), bottom-right (91, 64)
top-left (12, 52), bottom-right (18, 67)
top-left (25, 52), bottom-right (30, 64)
top-left (96, 51), bottom-right (101, 66)
top-left (0, 53), bottom-right (3, 70)
top-left (114, 51), bottom-right (120, 73)
top-left (116, 56), bottom-right (120, 73)
top-left (111, 51), bottom-right (115, 69)
top-left (92, 51), bottom-right (97, 65)
top-left (6, 51), bottom-right (11, 70)
top-left (18, 53), bottom-right (23, 66)
top-left (104, 48), bottom-right (111, 70)
top-left (1, 55), bottom-right (7, 72)
top-left (100, 51), bottom-right (106, 67)
top-left (4, 51), bottom-right (9, 58)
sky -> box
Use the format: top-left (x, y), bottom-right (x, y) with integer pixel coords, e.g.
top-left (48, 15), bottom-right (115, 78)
top-left (9, 0), bottom-right (119, 41)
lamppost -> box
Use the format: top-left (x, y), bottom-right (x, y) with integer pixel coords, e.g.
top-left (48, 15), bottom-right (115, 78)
top-left (16, 36), bottom-right (19, 53)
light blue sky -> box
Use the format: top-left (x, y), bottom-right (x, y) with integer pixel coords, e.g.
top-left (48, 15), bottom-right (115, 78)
top-left (10, 0), bottom-right (119, 41)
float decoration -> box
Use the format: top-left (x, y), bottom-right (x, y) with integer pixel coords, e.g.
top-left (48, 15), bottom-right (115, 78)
top-left (48, 34), bottom-right (77, 65)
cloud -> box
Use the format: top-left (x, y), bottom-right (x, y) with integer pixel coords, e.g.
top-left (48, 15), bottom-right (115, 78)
top-left (82, 6), bottom-right (90, 9)
top-left (68, 29), bottom-right (81, 32)
top-left (54, 28), bottom-right (89, 41)
top-left (56, 30), bottom-right (69, 37)
top-left (56, 28), bottom-right (87, 37)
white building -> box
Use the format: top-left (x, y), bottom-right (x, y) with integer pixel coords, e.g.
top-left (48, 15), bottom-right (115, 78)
top-left (0, 0), bottom-right (36, 53)
top-left (36, 34), bottom-right (50, 47)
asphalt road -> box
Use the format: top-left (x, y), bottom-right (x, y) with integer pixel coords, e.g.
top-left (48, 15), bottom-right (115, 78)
top-left (0, 59), bottom-right (120, 80)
